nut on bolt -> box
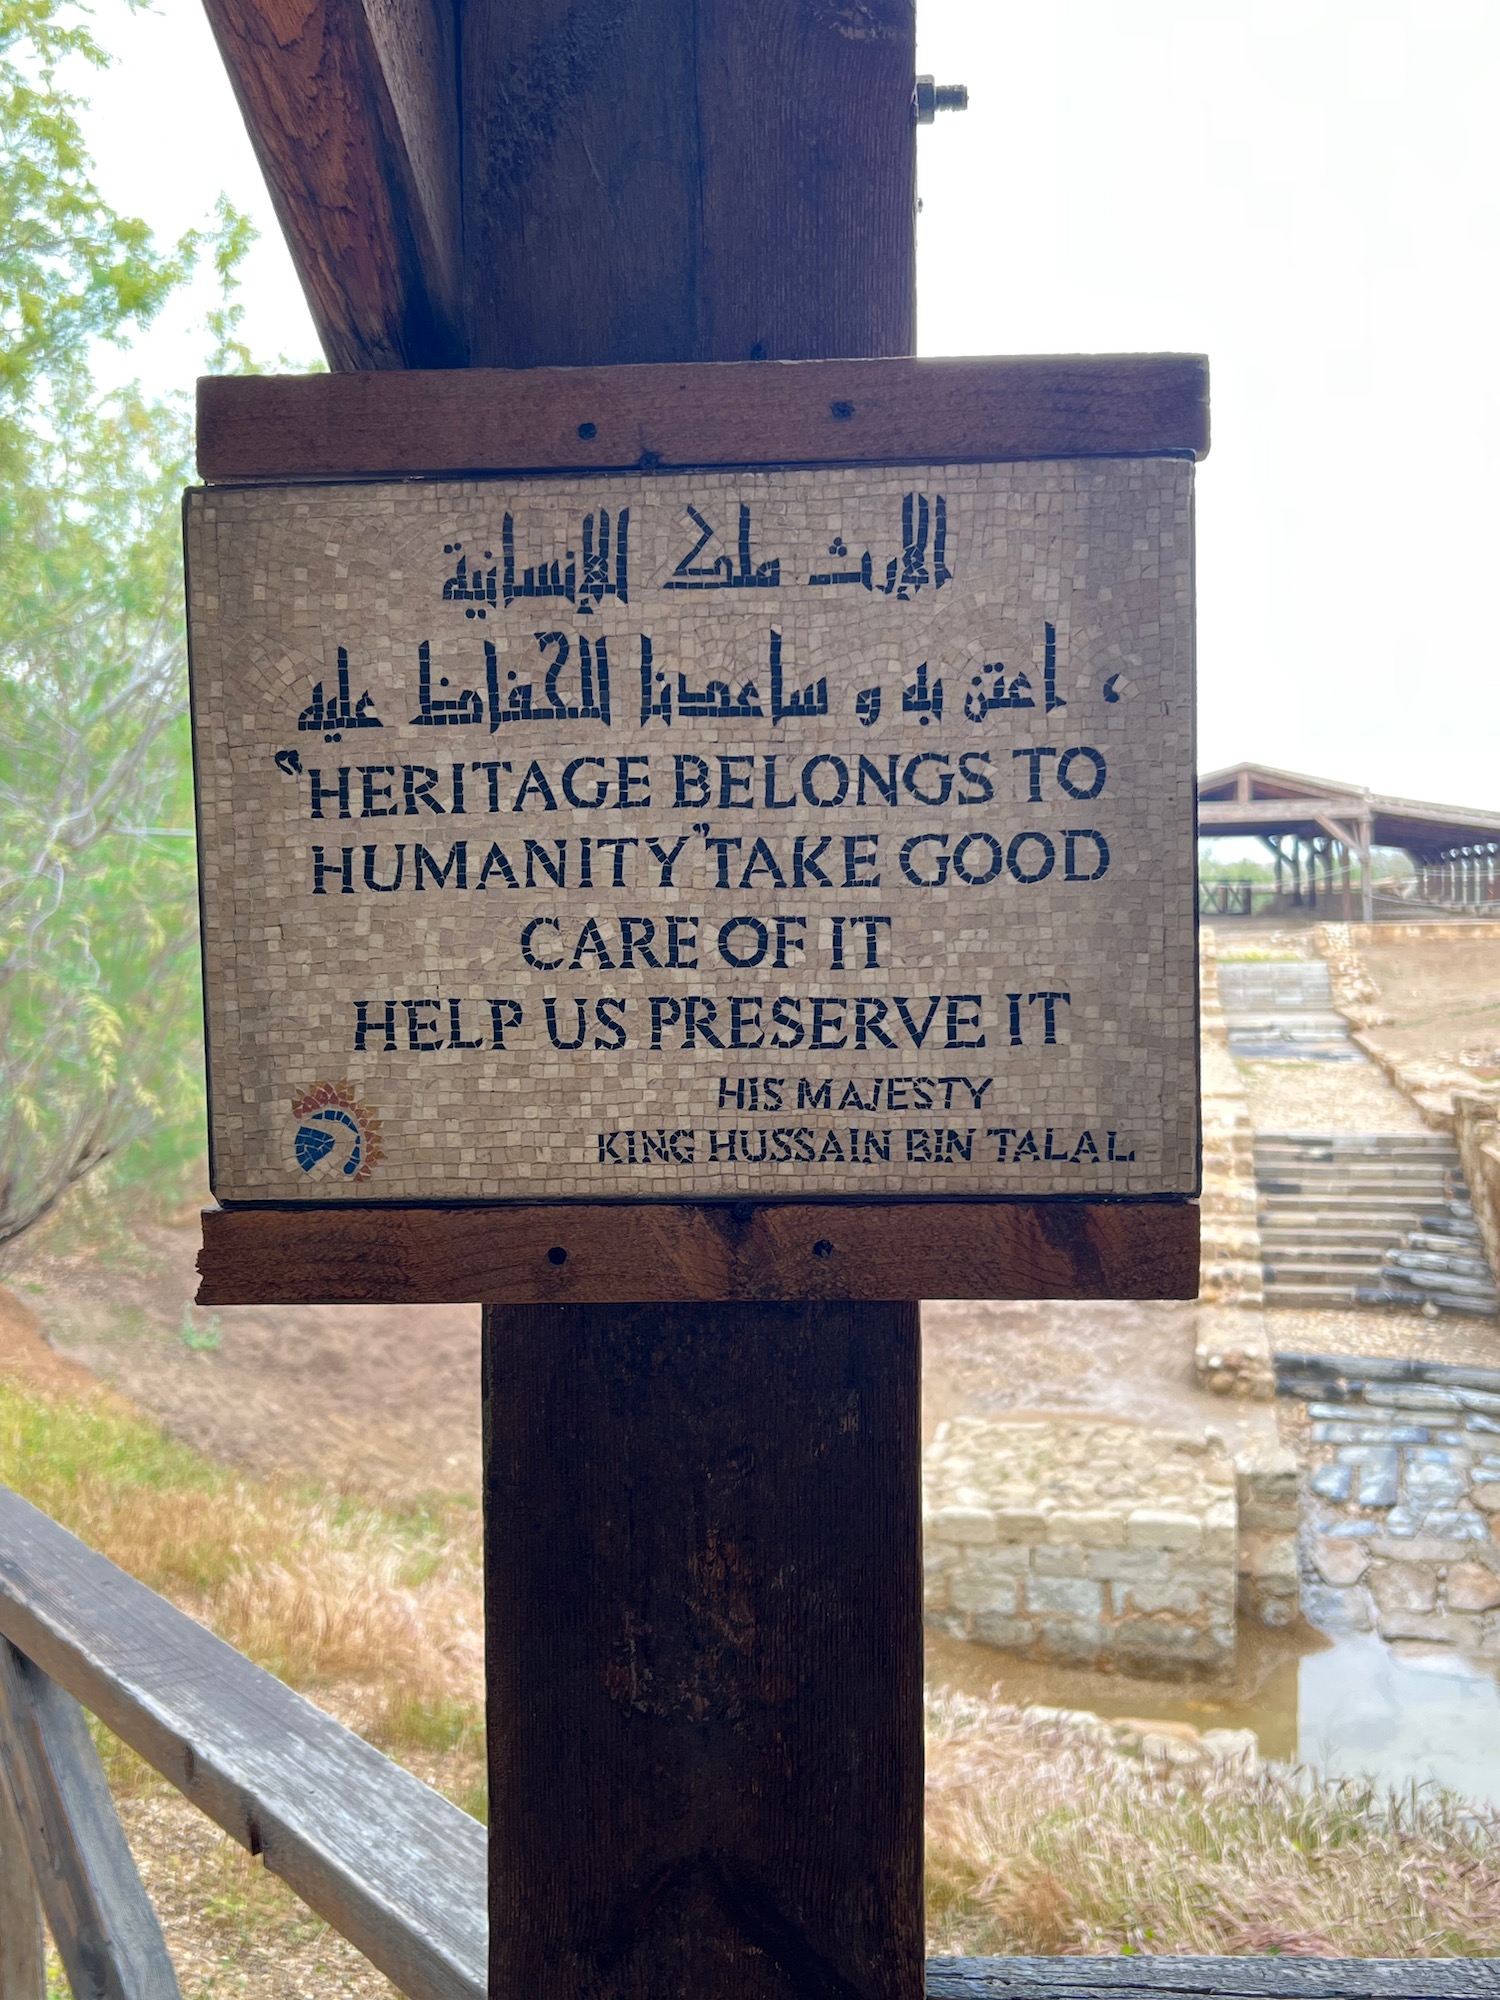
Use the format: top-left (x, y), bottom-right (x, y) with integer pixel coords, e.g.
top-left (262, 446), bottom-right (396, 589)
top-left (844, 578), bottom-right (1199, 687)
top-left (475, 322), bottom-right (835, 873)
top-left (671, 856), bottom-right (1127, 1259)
top-left (915, 76), bottom-right (969, 123)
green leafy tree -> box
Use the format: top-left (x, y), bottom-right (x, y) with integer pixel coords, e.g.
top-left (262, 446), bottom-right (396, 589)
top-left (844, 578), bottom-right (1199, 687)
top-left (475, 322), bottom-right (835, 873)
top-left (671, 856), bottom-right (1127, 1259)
top-left (0, 0), bottom-right (252, 1250)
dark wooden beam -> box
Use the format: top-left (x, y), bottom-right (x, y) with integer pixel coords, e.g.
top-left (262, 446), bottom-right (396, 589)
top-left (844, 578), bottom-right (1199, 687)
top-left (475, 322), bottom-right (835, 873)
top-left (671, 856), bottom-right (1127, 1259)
top-left (196, 1199), bottom-right (1200, 1306)
top-left (459, 0), bottom-right (916, 368)
top-left (201, 0), bottom-right (464, 370)
top-left (196, 352), bottom-right (1210, 482)
top-left (484, 1301), bottom-right (922, 2000)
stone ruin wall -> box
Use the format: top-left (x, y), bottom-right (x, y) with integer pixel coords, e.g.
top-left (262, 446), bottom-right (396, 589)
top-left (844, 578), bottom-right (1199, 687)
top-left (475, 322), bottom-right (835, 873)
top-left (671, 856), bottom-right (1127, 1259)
top-left (924, 1419), bottom-right (1239, 1679)
top-left (1234, 1436), bottom-right (1300, 1629)
top-left (924, 1418), bottom-right (1300, 1681)
top-left (1289, 1361), bottom-right (1500, 1655)
top-left (1454, 1094), bottom-right (1500, 1301)
top-left (1317, 918), bottom-right (1500, 1131)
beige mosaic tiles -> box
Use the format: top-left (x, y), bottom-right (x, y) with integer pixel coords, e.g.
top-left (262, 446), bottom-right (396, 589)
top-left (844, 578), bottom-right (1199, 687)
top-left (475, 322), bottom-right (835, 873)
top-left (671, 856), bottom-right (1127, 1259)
top-left (185, 459), bottom-right (1198, 1201)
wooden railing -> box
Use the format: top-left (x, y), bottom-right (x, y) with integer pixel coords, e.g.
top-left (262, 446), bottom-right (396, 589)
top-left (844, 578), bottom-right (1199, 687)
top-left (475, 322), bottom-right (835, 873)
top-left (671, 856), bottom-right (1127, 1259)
top-left (1200, 876), bottom-right (1500, 923)
top-left (1, 1483), bottom-right (1496, 1999)
top-left (0, 1484), bottom-right (483, 1999)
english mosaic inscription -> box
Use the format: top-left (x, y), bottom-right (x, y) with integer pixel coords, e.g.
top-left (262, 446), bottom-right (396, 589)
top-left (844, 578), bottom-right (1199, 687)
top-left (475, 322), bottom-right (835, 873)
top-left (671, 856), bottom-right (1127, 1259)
top-left (186, 459), bottom-right (1197, 1201)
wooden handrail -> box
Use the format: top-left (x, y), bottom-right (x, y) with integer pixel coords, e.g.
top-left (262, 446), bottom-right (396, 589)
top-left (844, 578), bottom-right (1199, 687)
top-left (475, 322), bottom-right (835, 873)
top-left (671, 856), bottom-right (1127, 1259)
top-left (0, 1486), bottom-right (485, 2000)
top-left (929, 1965), bottom-right (1500, 1996)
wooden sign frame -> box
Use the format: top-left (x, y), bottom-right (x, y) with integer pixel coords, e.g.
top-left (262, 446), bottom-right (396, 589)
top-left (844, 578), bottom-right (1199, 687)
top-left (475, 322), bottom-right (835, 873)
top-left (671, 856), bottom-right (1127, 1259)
top-left (193, 352), bottom-right (1205, 1308)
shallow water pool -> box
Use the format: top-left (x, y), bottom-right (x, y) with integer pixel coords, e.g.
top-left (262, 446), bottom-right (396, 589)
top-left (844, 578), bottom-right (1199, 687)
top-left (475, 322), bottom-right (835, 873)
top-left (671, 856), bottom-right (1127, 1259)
top-left (925, 1623), bottom-right (1500, 1806)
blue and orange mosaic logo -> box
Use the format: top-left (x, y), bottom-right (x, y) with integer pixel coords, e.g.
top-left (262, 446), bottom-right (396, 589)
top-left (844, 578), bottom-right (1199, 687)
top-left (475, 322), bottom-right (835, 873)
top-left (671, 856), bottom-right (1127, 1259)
top-left (290, 1082), bottom-right (385, 1185)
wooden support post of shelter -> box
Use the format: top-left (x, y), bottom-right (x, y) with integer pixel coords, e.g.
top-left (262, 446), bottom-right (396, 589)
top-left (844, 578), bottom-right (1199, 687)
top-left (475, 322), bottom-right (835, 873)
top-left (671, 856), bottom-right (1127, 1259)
top-left (190, 9), bottom-right (1203, 2000)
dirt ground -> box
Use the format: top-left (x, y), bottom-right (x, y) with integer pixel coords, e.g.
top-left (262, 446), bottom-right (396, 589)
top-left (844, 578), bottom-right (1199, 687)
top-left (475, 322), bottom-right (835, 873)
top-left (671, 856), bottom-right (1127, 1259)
top-left (1361, 936), bottom-right (1500, 1071)
top-left (120, 1792), bottom-right (394, 2000)
top-left (1240, 1058), bottom-right (1428, 1132)
top-left (923, 1297), bottom-right (1276, 1455)
top-left (7, 1224), bottom-right (482, 1502)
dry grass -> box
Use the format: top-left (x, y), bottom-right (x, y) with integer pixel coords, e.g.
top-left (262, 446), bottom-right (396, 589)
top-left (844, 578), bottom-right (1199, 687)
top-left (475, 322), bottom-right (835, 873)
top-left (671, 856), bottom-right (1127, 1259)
top-left (1, 1368), bottom-right (486, 1994)
top-left (926, 1689), bottom-right (1500, 1958)
top-left (0, 1374), bottom-right (485, 1808)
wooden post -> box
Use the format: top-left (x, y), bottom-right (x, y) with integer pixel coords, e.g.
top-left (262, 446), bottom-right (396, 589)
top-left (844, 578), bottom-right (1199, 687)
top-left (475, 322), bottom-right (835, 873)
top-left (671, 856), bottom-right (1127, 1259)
top-left (0, 1640), bottom-right (181, 2000)
top-left (193, 16), bottom-right (1201, 2000)
top-left (484, 1304), bottom-right (921, 1998)
top-left (457, 2), bottom-right (915, 368)
top-left (0, 1764), bottom-right (45, 2000)
top-left (459, 12), bottom-right (924, 1995)
top-left (1360, 818), bottom-right (1375, 923)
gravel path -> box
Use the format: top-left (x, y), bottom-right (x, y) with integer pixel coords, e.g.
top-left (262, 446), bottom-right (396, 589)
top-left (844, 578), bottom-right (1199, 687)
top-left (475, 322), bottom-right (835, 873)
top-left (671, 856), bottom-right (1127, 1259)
top-left (1240, 1058), bottom-right (1429, 1133)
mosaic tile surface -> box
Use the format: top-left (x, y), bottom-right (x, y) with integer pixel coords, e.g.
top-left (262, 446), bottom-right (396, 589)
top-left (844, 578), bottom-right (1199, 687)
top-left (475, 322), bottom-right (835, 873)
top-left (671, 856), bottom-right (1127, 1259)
top-left (186, 459), bottom-right (1198, 1201)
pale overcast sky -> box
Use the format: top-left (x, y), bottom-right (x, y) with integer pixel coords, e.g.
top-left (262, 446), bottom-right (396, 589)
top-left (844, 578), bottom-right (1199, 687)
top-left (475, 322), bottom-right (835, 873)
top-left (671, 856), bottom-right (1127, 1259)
top-left (78, 0), bottom-right (1499, 810)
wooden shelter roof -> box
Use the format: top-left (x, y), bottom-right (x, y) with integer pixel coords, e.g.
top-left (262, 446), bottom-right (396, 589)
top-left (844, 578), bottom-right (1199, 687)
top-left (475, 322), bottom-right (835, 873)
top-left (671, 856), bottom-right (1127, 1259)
top-left (1197, 761), bottom-right (1500, 858)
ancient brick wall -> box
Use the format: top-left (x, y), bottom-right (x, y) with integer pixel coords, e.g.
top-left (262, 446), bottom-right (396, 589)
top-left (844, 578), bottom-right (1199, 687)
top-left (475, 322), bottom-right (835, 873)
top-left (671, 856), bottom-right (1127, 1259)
top-left (924, 1418), bottom-right (1238, 1679)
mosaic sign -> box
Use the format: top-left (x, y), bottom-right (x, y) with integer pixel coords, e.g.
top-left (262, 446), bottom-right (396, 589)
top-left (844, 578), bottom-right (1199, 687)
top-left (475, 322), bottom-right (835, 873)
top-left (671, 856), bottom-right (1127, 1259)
top-left (186, 458), bottom-right (1197, 1202)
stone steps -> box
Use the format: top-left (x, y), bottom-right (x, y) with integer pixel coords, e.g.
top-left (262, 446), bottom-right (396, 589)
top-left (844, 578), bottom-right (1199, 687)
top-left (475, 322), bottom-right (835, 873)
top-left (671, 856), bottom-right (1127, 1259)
top-left (1407, 1230), bottom-right (1493, 1265)
top-left (1263, 1281), bottom-right (1496, 1315)
top-left (1269, 1259), bottom-right (1493, 1296)
top-left (1259, 1181), bottom-right (1462, 1201)
top-left (1355, 1282), bottom-right (1500, 1318)
top-left (1263, 1280), bottom-right (1362, 1308)
top-left (1254, 1130), bottom-right (1497, 1319)
top-left (1260, 1139), bottom-right (1452, 1152)
top-left (1256, 1152), bottom-right (1453, 1173)
top-left (1255, 1144), bottom-right (1457, 1183)
top-left (1259, 1154), bottom-right (1452, 1171)
top-left (1230, 1035), bottom-right (1365, 1063)
top-left (1230, 1020), bottom-right (1354, 1042)
top-left (1261, 1159), bottom-right (1462, 1171)
top-left (1256, 1152), bottom-right (1456, 1168)
top-left (1260, 1197), bottom-right (1456, 1223)
top-left (1219, 964), bottom-right (1361, 1062)
top-left (1388, 1247), bottom-right (1493, 1281)
top-left (1258, 1179), bottom-right (1452, 1191)
top-left (1218, 964), bottom-right (1334, 1007)
top-left (1256, 1144), bottom-right (1454, 1166)
top-left (1264, 1243), bottom-right (1403, 1268)
top-left (1256, 1131), bottom-right (1455, 1152)
top-left (1260, 1224), bottom-right (1408, 1251)
top-left (1275, 1349), bottom-right (1500, 1397)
